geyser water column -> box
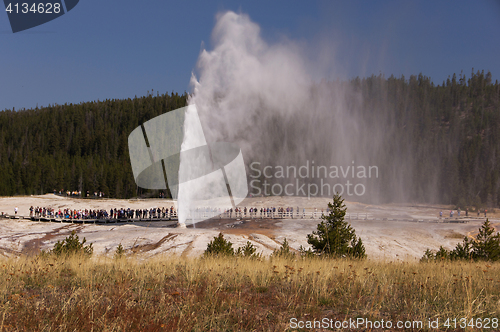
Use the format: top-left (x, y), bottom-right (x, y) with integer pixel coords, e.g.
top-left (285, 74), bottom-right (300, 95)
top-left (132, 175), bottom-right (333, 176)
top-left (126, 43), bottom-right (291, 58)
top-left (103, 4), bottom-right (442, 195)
top-left (177, 105), bottom-right (207, 226)
top-left (128, 104), bottom-right (248, 227)
top-left (177, 105), bottom-right (248, 226)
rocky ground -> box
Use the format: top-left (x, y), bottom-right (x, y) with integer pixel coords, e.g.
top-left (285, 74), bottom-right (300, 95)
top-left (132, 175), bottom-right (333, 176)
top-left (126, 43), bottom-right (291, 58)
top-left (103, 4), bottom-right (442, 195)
top-left (0, 194), bottom-right (497, 261)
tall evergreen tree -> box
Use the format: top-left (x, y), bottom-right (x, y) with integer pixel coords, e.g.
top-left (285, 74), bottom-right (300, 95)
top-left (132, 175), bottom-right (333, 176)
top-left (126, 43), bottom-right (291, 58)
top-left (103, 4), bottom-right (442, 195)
top-left (307, 193), bottom-right (366, 258)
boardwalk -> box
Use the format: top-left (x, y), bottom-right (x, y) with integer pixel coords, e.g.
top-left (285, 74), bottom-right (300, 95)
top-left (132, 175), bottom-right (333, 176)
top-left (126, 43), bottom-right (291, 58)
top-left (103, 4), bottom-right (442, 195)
top-left (0, 211), bottom-right (484, 225)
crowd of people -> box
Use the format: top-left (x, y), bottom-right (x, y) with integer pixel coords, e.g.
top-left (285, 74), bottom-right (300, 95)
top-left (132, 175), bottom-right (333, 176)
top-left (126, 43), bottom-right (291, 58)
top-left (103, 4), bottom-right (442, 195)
top-left (26, 205), bottom-right (329, 221)
top-left (189, 206), bottom-right (326, 219)
top-left (29, 206), bottom-right (177, 220)
top-left (439, 208), bottom-right (488, 218)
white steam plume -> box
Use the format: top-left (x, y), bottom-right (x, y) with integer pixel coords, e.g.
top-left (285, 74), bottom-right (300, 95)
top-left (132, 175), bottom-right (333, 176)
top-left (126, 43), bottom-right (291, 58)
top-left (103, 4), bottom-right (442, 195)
top-left (180, 11), bottom-right (434, 208)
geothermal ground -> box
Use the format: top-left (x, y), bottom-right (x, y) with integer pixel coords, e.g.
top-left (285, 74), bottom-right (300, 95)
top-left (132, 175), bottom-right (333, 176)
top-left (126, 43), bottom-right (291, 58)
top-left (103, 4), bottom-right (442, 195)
top-left (0, 194), bottom-right (497, 261)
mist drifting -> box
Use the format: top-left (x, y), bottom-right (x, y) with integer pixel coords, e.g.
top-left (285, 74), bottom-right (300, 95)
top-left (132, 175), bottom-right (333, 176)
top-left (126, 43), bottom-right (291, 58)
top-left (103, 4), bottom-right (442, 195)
top-left (184, 11), bottom-right (440, 205)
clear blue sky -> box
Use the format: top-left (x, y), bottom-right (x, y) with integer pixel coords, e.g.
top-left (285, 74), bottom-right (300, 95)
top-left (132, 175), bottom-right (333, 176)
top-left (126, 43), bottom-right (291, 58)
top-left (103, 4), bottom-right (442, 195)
top-left (1, 0), bottom-right (499, 111)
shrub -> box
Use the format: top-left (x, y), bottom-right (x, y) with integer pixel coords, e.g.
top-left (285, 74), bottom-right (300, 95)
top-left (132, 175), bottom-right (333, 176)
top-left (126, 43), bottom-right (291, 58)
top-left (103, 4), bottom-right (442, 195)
top-left (236, 241), bottom-right (261, 259)
top-left (50, 230), bottom-right (93, 257)
top-left (114, 243), bottom-right (125, 259)
top-left (306, 193), bottom-right (366, 258)
top-left (204, 234), bottom-right (262, 259)
top-left (421, 249), bottom-right (436, 262)
top-left (449, 237), bottom-right (473, 260)
top-left (204, 233), bottom-right (235, 257)
top-left (421, 219), bottom-right (500, 261)
top-left (298, 245), bottom-right (316, 259)
top-left (435, 246), bottom-right (449, 260)
top-left (271, 238), bottom-right (296, 260)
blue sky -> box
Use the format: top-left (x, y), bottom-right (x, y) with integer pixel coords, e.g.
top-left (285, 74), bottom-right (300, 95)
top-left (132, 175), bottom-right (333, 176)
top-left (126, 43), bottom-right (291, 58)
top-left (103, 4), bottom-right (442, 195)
top-left (1, 0), bottom-right (499, 111)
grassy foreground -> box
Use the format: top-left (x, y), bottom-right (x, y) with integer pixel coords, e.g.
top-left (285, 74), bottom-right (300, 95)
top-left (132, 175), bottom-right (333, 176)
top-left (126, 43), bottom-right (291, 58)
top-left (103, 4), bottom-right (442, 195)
top-left (0, 256), bottom-right (499, 331)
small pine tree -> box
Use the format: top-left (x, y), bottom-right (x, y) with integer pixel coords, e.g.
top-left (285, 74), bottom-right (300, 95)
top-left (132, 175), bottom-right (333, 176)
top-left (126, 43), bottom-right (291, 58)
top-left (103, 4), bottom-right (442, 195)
top-left (271, 238), bottom-right (296, 260)
top-left (307, 193), bottom-right (366, 258)
top-left (449, 236), bottom-right (473, 260)
top-left (421, 246), bottom-right (454, 262)
top-left (204, 233), bottom-right (234, 257)
top-left (472, 219), bottom-right (500, 261)
top-left (114, 243), bottom-right (125, 259)
top-left (298, 245), bottom-right (316, 259)
top-left (420, 249), bottom-right (436, 262)
top-left (51, 230), bottom-right (93, 257)
top-left (236, 241), bottom-right (261, 259)
top-left (435, 246), bottom-right (449, 260)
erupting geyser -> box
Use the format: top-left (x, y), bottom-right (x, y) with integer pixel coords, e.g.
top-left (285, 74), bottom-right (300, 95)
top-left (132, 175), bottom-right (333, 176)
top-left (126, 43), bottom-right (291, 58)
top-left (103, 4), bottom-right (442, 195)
top-left (133, 10), bottom-right (433, 221)
top-left (177, 105), bottom-right (209, 227)
top-left (177, 105), bottom-right (248, 227)
top-left (185, 11), bottom-right (421, 205)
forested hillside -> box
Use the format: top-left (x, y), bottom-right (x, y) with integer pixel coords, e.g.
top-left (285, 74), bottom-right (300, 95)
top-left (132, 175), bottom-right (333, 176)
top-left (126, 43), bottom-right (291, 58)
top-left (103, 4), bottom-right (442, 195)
top-left (365, 70), bottom-right (500, 207)
top-left (0, 92), bottom-right (188, 198)
top-left (0, 70), bottom-right (499, 208)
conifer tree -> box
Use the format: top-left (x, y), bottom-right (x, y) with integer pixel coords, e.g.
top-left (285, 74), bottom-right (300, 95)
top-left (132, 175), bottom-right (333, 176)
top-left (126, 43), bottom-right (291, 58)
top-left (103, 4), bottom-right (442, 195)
top-left (204, 233), bottom-right (234, 257)
top-left (307, 193), bottom-right (366, 258)
top-left (472, 219), bottom-right (500, 261)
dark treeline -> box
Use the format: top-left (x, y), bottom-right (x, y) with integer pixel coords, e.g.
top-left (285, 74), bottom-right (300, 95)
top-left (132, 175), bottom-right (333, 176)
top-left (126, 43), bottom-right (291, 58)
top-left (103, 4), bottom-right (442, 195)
top-left (1, 70), bottom-right (500, 208)
top-left (0, 92), bottom-right (188, 198)
top-left (365, 69), bottom-right (500, 207)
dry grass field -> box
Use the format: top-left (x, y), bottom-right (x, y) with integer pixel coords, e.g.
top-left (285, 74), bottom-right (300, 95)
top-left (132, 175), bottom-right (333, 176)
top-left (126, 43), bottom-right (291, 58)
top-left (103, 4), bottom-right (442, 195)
top-left (0, 255), bottom-right (498, 331)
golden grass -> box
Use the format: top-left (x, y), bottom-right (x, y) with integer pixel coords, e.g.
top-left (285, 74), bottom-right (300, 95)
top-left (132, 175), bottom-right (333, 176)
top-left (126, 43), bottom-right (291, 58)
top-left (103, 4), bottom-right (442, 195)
top-left (0, 255), bottom-right (498, 331)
